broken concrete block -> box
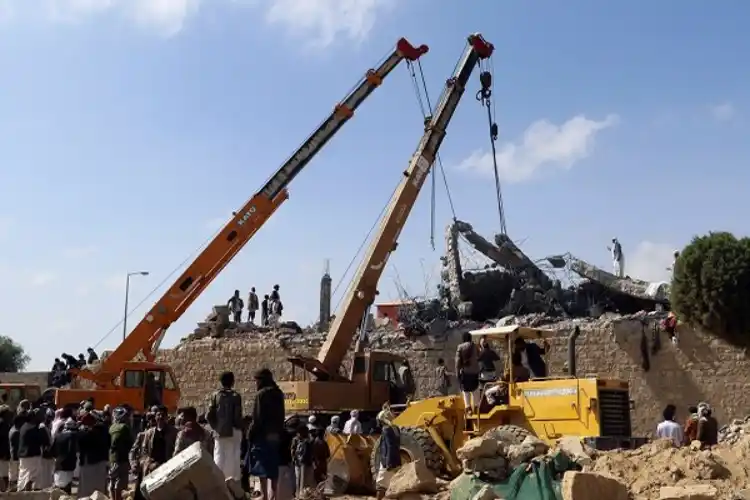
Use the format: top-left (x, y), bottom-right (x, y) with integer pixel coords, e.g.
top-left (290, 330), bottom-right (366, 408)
top-left (385, 460), bottom-right (438, 498)
top-left (658, 484), bottom-right (718, 500)
top-left (140, 441), bottom-right (233, 500)
top-left (456, 436), bottom-right (501, 460)
top-left (561, 471), bottom-right (629, 500)
top-left (557, 436), bottom-right (593, 466)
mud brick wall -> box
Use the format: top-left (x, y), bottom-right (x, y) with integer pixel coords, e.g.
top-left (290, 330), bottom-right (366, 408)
top-left (157, 320), bottom-right (750, 436)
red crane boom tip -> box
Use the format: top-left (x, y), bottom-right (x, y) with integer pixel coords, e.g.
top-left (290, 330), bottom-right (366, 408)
top-left (397, 38), bottom-right (429, 61)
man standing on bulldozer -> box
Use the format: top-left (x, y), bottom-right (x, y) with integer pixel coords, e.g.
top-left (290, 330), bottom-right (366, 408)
top-left (455, 331), bottom-right (481, 413)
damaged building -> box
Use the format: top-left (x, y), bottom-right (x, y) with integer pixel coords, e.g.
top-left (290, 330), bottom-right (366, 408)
top-left (425, 220), bottom-right (671, 327)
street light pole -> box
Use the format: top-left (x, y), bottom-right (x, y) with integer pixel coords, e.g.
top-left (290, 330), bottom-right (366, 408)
top-left (123, 271), bottom-right (149, 341)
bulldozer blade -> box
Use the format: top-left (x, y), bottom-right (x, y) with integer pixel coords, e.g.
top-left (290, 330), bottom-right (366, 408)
top-left (325, 433), bottom-right (378, 494)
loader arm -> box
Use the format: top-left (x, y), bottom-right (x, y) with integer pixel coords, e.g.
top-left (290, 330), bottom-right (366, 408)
top-left (317, 34), bottom-right (495, 374)
top-left (74, 38), bottom-right (429, 388)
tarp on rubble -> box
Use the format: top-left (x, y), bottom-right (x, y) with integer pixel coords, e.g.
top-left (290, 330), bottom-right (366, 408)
top-left (450, 452), bottom-right (578, 500)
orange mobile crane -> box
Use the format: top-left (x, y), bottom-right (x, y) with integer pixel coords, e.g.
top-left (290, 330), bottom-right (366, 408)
top-left (280, 33), bottom-right (495, 418)
top-left (53, 38), bottom-right (428, 413)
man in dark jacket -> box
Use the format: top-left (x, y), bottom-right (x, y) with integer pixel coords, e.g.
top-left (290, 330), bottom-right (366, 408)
top-left (513, 337), bottom-right (549, 378)
top-left (208, 371), bottom-right (243, 480)
top-left (17, 409), bottom-right (49, 491)
top-left (51, 419), bottom-right (78, 494)
top-left (77, 411), bottom-right (110, 497)
top-left (0, 406), bottom-right (12, 491)
top-left (248, 368), bottom-right (285, 500)
top-left (375, 409), bottom-right (400, 500)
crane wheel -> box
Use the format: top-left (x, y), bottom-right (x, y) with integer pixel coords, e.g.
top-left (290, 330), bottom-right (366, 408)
top-left (483, 424), bottom-right (533, 445)
top-left (370, 426), bottom-right (444, 484)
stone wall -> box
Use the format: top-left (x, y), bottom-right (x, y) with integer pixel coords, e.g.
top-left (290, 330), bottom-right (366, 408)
top-left (157, 318), bottom-right (750, 436)
top-left (0, 371), bottom-right (49, 387)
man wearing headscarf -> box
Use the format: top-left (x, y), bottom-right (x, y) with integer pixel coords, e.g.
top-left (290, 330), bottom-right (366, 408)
top-left (109, 407), bottom-right (134, 500)
top-left (77, 410), bottom-right (110, 497)
top-left (697, 403), bottom-right (719, 447)
top-left (374, 408), bottom-right (400, 500)
top-left (343, 410), bottom-right (362, 435)
top-left (50, 410), bottom-right (65, 439)
top-left (50, 419), bottom-right (78, 494)
top-left (326, 416), bottom-right (341, 435)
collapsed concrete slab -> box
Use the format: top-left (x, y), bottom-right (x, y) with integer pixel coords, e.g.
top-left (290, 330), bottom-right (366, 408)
top-left (140, 442), bottom-right (233, 500)
top-left (568, 256), bottom-right (670, 303)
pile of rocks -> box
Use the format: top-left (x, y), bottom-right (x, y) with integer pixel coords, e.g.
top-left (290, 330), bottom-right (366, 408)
top-left (718, 415), bottom-right (750, 444)
top-left (455, 432), bottom-right (550, 482)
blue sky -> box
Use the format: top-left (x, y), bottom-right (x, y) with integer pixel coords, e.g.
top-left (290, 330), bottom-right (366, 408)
top-left (1, 1), bottom-right (748, 370)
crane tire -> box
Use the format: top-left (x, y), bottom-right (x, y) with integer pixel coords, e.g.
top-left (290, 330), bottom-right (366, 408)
top-left (370, 426), bottom-right (444, 484)
top-left (483, 424), bottom-right (533, 445)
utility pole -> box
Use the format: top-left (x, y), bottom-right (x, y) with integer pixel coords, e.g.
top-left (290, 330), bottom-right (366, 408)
top-left (123, 271), bottom-right (149, 341)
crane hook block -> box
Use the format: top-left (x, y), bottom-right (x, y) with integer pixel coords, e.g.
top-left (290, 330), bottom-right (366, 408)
top-left (480, 71), bottom-right (492, 90)
top-left (397, 38), bottom-right (429, 61)
top-left (468, 33), bottom-right (494, 59)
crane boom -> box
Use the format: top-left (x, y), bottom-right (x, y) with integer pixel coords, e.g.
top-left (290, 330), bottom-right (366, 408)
top-left (317, 34), bottom-right (494, 373)
top-left (77, 38), bottom-right (429, 388)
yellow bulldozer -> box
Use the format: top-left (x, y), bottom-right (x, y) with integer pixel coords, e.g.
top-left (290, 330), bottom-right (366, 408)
top-left (323, 325), bottom-right (646, 493)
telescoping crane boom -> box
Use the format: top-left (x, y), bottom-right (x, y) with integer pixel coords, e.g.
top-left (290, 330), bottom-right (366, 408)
top-left (57, 38), bottom-right (428, 411)
top-left (318, 34), bottom-right (494, 374)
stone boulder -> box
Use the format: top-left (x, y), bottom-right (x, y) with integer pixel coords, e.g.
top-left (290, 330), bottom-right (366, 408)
top-left (385, 460), bottom-right (438, 498)
top-left (561, 471), bottom-right (629, 500)
top-left (457, 436), bottom-right (503, 461)
top-left (658, 484), bottom-right (718, 500)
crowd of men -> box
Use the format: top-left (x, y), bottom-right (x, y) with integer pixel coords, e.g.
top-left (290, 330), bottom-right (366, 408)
top-left (655, 402), bottom-right (719, 448)
top-left (0, 367), bottom-right (402, 500)
top-left (227, 285), bottom-right (284, 327)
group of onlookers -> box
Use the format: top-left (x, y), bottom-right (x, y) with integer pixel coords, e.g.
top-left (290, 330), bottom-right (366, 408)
top-left (228, 285), bottom-right (284, 327)
top-left (656, 402), bottom-right (719, 448)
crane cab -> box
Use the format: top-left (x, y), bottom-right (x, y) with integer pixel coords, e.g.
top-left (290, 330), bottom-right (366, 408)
top-left (279, 350), bottom-right (412, 419)
top-left (53, 361), bottom-right (179, 414)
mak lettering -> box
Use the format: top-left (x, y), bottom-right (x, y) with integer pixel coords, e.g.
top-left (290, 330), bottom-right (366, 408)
top-left (237, 206), bottom-right (257, 226)
top-left (523, 387), bottom-right (577, 398)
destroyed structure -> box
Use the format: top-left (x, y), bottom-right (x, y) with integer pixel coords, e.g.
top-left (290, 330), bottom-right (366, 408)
top-left (427, 220), bottom-right (672, 330)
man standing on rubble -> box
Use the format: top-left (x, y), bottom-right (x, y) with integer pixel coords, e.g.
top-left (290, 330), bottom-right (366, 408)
top-left (608, 238), bottom-right (625, 277)
top-left (208, 371), bottom-right (243, 480)
top-left (228, 290), bottom-right (244, 325)
top-left (248, 287), bottom-right (260, 324)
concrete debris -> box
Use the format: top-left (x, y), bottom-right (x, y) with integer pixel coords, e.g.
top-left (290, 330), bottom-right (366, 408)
top-left (439, 220), bottom-right (671, 325)
top-left (447, 432), bottom-right (750, 500)
top-left (568, 255), bottom-right (671, 303)
top-left (385, 460), bottom-right (439, 498)
top-left (561, 471), bottom-right (630, 500)
top-left (140, 441), bottom-right (234, 500)
top-left (718, 416), bottom-right (750, 444)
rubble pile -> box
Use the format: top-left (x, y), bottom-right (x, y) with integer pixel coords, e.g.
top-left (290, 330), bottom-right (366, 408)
top-left (446, 432), bottom-right (750, 500)
top-left (718, 415), bottom-right (750, 444)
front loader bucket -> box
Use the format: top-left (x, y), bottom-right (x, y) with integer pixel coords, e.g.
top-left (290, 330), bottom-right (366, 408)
top-left (325, 433), bottom-right (378, 494)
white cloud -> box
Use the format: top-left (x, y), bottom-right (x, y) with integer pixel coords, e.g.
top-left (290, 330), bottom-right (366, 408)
top-left (7, 0), bottom-right (389, 43)
top-left (457, 114), bottom-right (619, 183)
top-left (264, 0), bottom-right (393, 48)
top-left (710, 102), bottom-right (736, 122)
top-left (627, 241), bottom-right (678, 283)
top-left (30, 271), bottom-right (57, 287)
top-left (63, 245), bottom-right (99, 259)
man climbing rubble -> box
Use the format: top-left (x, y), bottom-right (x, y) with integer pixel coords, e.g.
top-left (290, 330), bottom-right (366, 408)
top-left (227, 290), bottom-right (244, 325)
top-left (608, 237), bottom-right (625, 277)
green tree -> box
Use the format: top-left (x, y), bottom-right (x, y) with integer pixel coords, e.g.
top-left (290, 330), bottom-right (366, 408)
top-left (0, 336), bottom-right (29, 372)
top-left (672, 232), bottom-right (750, 343)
